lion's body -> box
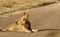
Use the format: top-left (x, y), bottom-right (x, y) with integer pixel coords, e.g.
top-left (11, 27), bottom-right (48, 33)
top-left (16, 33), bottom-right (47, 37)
top-left (0, 12), bottom-right (38, 33)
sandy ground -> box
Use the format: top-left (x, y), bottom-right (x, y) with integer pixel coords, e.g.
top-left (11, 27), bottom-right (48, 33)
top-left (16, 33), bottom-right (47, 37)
top-left (0, 2), bottom-right (60, 37)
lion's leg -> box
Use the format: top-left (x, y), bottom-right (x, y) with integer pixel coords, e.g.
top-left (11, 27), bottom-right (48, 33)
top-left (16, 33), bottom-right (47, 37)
top-left (15, 29), bottom-right (38, 33)
top-left (16, 29), bottom-right (24, 32)
top-left (15, 29), bottom-right (31, 33)
top-left (22, 27), bottom-right (32, 33)
top-left (24, 29), bottom-right (32, 33)
top-left (32, 29), bottom-right (38, 32)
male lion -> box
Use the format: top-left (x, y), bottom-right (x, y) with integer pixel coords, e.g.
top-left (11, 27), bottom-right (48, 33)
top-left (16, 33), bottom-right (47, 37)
top-left (0, 12), bottom-right (38, 33)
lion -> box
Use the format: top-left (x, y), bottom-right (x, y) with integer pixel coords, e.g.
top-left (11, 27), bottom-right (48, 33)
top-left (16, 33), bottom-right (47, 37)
top-left (0, 12), bottom-right (38, 33)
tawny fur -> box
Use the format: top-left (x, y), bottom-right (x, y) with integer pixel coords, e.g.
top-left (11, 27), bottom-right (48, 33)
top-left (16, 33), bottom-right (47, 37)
top-left (0, 12), bottom-right (38, 33)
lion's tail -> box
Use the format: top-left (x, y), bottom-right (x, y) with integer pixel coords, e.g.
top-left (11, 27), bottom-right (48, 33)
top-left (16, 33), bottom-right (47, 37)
top-left (0, 28), bottom-right (8, 32)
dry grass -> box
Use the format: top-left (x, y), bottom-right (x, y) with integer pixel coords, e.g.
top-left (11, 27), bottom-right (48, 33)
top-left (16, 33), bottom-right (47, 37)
top-left (0, 0), bottom-right (59, 15)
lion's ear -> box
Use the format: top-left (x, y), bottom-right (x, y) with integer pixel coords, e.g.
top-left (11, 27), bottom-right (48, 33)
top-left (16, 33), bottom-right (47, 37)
top-left (23, 12), bottom-right (26, 15)
top-left (23, 12), bottom-right (29, 15)
top-left (21, 12), bottom-right (26, 15)
top-left (20, 12), bottom-right (29, 17)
